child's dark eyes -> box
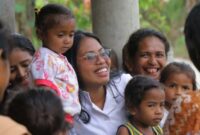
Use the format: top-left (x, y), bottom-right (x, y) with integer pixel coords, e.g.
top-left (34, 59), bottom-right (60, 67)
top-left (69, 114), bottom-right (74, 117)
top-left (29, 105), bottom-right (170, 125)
top-left (57, 32), bottom-right (74, 38)
top-left (182, 86), bottom-right (190, 90)
top-left (168, 84), bottom-right (176, 89)
top-left (10, 67), bottom-right (16, 73)
top-left (148, 104), bottom-right (155, 107)
top-left (147, 103), bottom-right (165, 109)
top-left (69, 33), bottom-right (74, 38)
top-left (160, 102), bottom-right (165, 107)
top-left (167, 83), bottom-right (191, 91)
top-left (57, 33), bottom-right (64, 37)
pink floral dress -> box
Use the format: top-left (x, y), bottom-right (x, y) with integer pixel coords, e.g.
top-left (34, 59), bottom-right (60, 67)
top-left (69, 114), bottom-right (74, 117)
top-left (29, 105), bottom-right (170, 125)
top-left (30, 47), bottom-right (81, 116)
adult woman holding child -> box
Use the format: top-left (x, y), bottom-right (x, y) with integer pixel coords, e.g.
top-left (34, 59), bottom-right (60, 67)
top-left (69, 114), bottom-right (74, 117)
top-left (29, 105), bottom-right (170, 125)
top-left (65, 31), bottom-right (132, 135)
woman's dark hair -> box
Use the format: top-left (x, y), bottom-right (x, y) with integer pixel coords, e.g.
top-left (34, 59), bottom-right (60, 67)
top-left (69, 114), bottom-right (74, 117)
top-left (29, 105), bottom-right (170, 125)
top-left (9, 33), bottom-right (35, 56)
top-left (110, 49), bottom-right (121, 77)
top-left (184, 3), bottom-right (200, 71)
top-left (65, 31), bottom-right (125, 124)
top-left (64, 31), bottom-right (103, 124)
top-left (0, 21), bottom-right (9, 60)
top-left (122, 28), bottom-right (170, 73)
top-left (125, 75), bottom-right (163, 110)
top-left (160, 62), bottom-right (197, 90)
top-left (35, 3), bottom-right (74, 33)
top-left (6, 88), bottom-right (67, 135)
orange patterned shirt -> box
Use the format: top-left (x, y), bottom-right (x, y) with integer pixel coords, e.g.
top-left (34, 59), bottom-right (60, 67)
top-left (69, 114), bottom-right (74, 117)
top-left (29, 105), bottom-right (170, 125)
top-left (164, 90), bottom-right (200, 135)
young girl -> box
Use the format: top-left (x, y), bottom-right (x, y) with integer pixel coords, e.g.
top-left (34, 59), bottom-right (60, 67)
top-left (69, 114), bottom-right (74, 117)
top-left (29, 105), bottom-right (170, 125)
top-left (30, 3), bottom-right (81, 124)
top-left (117, 75), bottom-right (165, 135)
top-left (160, 61), bottom-right (196, 110)
top-left (163, 4), bottom-right (200, 134)
top-left (159, 62), bottom-right (196, 128)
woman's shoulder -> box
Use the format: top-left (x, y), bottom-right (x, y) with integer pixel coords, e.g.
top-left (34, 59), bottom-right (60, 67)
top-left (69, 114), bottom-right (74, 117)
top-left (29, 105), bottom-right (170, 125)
top-left (108, 73), bottom-right (132, 94)
top-left (121, 73), bottom-right (132, 80)
top-left (111, 72), bottom-right (132, 84)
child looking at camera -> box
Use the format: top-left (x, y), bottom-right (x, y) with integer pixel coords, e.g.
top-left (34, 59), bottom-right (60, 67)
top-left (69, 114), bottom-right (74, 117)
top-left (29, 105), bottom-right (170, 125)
top-left (117, 75), bottom-right (164, 135)
top-left (159, 62), bottom-right (196, 127)
top-left (160, 62), bottom-right (196, 110)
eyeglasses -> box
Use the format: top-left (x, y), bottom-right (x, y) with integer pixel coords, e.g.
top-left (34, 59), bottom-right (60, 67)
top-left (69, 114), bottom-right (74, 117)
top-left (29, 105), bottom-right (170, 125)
top-left (82, 48), bottom-right (111, 63)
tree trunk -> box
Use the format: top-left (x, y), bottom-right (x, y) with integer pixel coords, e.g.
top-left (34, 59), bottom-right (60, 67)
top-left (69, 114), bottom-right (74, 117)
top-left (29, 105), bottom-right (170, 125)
top-left (15, 0), bottom-right (35, 38)
top-left (186, 0), bottom-right (199, 12)
top-left (91, 0), bottom-right (140, 67)
top-left (0, 0), bottom-right (15, 32)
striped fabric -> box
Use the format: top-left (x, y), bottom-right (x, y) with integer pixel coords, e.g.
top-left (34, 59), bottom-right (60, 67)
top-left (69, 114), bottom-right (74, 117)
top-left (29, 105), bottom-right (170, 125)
top-left (123, 122), bottom-right (163, 135)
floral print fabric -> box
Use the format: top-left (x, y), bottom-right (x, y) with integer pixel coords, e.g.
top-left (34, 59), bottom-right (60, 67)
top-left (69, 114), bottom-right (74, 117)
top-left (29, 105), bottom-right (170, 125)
top-left (30, 47), bottom-right (81, 115)
top-left (164, 90), bottom-right (200, 135)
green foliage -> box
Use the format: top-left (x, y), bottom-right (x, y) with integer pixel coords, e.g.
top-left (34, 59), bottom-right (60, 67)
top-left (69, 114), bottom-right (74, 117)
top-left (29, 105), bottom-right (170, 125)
top-left (173, 35), bottom-right (189, 58)
top-left (35, 0), bottom-right (91, 31)
top-left (139, 0), bottom-right (187, 58)
top-left (15, 0), bottom-right (91, 48)
top-left (15, 0), bottom-right (189, 58)
top-left (15, 3), bottom-right (25, 13)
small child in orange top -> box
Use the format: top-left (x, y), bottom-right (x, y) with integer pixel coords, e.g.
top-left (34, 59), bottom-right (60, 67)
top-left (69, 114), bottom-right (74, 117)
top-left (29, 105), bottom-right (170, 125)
top-left (160, 61), bottom-right (196, 110)
top-left (159, 61), bottom-right (196, 127)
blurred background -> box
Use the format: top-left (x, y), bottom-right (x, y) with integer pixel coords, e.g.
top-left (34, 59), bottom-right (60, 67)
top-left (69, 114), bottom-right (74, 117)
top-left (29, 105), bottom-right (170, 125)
top-left (14, 0), bottom-right (199, 58)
